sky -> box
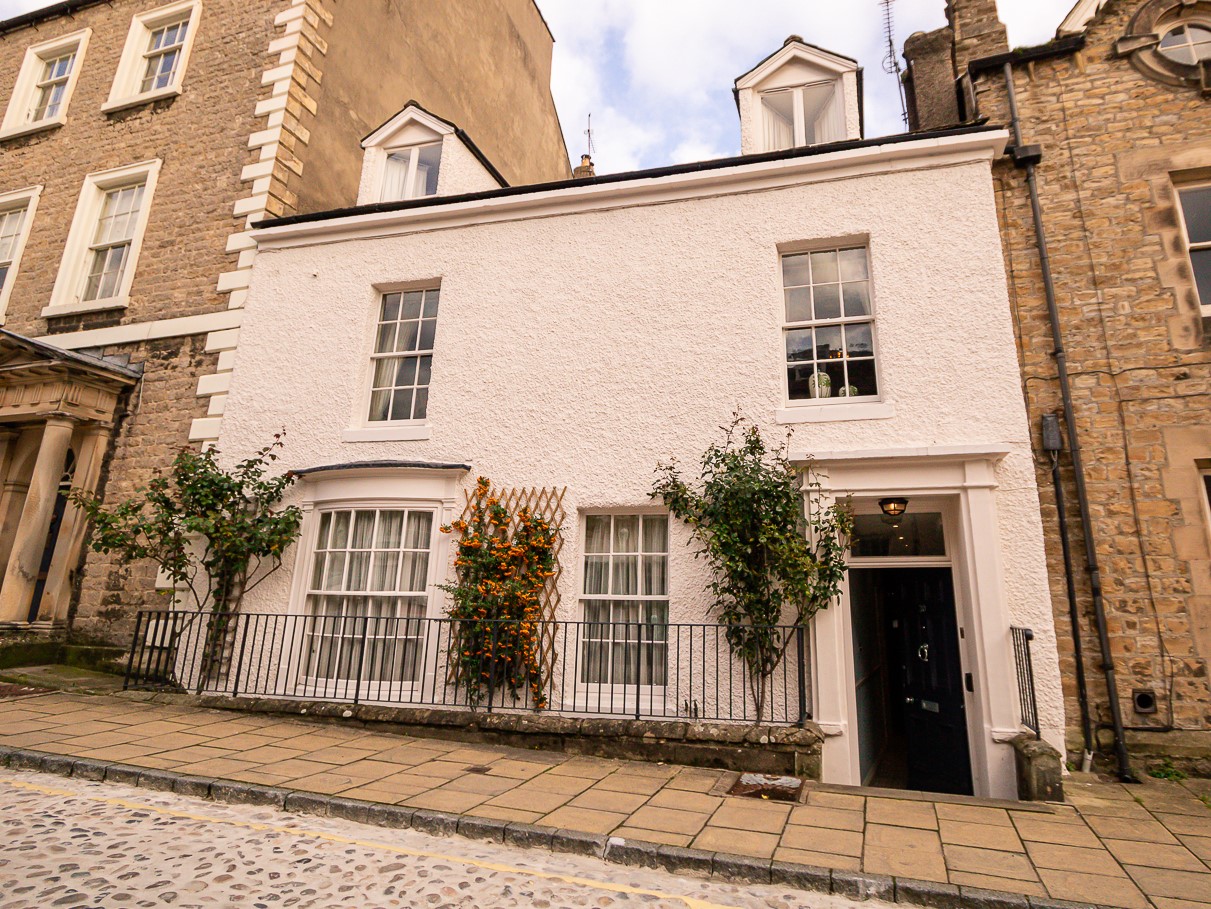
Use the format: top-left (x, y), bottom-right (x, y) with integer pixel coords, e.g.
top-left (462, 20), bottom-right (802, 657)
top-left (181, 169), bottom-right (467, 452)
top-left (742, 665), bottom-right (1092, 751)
top-left (0, 0), bottom-right (1072, 173)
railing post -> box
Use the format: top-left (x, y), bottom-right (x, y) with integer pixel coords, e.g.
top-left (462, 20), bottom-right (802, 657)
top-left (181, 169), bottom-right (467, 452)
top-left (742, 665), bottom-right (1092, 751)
top-left (230, 614), bottom-right (250, 698)
top-left (123, 612), bottom-right (142, 690)
top-left (486, 621), bottom-right (498, 712)
top-left (796, 624), bottom-right (808, 728)
top-left (635, 623), bottom-right (643, 720)
top-left (353, 614), bottom-right (369, 706)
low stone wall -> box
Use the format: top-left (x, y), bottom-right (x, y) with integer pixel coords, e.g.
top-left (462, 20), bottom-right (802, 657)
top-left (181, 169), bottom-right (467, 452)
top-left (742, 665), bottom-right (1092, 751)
top-left (148, 692), bottom-right (825, 777)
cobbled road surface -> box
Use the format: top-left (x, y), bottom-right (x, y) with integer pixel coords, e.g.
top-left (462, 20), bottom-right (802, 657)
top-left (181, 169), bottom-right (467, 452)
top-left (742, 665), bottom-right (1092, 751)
top-left (0, 770), bottom-right (855, 909)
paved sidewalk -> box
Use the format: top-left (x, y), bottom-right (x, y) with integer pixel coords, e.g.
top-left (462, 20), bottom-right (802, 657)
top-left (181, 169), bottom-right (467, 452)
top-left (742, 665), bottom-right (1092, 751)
top-left (2, 690), bottom-right (1210, 909)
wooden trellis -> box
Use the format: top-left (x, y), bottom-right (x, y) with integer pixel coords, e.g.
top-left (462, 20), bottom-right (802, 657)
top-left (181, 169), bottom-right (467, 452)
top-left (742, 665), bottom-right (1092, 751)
top-left (454, 484), bottom-right (568, 679)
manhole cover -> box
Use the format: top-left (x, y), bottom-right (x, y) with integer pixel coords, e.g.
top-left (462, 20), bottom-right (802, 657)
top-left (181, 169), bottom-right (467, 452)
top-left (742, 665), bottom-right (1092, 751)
top-left (464, 765), bottom-right (493, 774)
top-left (0, 683), bottom-right (51, 699)
top-left (727, 773), bottom-right (804, 802)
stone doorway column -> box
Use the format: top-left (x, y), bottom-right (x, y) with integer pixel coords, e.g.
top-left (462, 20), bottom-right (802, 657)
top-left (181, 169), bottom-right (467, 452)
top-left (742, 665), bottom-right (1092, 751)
top-left (0, 417), bottom-right (76, 623)
top-left (36, 423), bottom-right (111, 623)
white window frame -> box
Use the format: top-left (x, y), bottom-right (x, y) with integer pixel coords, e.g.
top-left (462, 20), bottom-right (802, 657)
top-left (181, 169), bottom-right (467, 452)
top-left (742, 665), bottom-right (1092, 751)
top-left (343, 282), bottom-right (440, 443)
top-left (102, 0), bottom-right (202, 114)
top-left (0, 185), bottom-right (42, 323)
top-left (295, 504), bottom-right (439, 700)
top-left (46, 159), bottom-right (162, 318)
top-left (1176, 181), bottom-right (1211, 317)
top-left (0, 28), bottom-right (91, 141)
top-left (779, 242), bottom-right (883, 411)
top-left (379, 142), bottom-right (443, 202)
top-left (758, 80), bottom-right (843, 152)
top-left (574, 510), bottom-right (671, 713)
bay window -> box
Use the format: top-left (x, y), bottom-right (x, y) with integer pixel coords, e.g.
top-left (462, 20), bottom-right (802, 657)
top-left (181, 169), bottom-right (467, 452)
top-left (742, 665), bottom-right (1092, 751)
top-left (302, 508), bottom-right (434, 687)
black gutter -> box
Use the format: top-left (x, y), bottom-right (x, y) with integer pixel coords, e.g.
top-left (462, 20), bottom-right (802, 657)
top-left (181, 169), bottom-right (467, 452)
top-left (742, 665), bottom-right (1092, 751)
top-left (259, 123), bottom-right (1002, 230)
top-left (0, 0), bottom-right (107, 37)
top-left (1001, 62), bottom-right (1136, 783)
top-left (969, 35), bottom-right (1085, 77)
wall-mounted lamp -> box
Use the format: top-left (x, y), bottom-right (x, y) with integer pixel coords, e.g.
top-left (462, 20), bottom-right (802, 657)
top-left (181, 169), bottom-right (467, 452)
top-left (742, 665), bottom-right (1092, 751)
top-left (879, 497), bottom-right (908, 518)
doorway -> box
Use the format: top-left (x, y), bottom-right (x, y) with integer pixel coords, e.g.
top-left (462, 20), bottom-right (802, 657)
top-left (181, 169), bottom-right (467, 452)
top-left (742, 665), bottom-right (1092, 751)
top-left (849, 565), bottom-right (973, 796)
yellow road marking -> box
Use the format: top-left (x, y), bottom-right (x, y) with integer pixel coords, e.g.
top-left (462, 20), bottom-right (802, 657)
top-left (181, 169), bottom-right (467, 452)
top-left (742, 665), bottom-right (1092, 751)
top-left (2, 776), bottom-right (746, 909)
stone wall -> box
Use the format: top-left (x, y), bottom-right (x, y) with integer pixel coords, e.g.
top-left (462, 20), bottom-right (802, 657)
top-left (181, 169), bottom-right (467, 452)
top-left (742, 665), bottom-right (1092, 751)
top-left (914, 0), bottom-right (1211, 754)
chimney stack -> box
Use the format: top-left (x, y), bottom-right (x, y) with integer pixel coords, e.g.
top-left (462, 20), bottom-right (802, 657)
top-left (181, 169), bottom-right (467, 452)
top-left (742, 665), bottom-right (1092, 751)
top-left (573, 154), bottom-right (595, 179)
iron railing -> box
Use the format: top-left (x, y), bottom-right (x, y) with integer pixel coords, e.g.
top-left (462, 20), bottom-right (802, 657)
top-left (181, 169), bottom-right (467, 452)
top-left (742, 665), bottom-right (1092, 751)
top-left (124, 610), bottom-right (811, 725)
top-left (1010, 626), bottom-right (1040, 738)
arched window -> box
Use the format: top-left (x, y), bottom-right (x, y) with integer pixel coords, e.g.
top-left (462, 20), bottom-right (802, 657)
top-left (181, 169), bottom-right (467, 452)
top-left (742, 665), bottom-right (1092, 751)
top-left (1157, 23), bottom-right (1211, 64)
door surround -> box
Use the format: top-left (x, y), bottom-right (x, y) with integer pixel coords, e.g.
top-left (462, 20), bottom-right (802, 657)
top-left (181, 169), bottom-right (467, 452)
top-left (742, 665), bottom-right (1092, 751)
top-left (805, 446), bottom-right (1021, 799)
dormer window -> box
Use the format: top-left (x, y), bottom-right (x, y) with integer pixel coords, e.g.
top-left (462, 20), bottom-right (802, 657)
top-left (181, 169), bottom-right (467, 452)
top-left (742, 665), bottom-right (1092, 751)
top-left (735, 37), bottom-right (862, 157)
top-left (760, 82), bottom-right (844, 151)
top-left (381, 142), bottom-right (442, 202)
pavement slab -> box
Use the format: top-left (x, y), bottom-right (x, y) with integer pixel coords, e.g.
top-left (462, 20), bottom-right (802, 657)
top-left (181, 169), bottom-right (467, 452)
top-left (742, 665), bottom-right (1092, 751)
top-left (1, 690), bottom-right (1211, 909)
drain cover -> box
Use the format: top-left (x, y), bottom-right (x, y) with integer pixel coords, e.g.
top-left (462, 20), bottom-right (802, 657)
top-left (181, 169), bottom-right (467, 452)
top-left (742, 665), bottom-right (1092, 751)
top-left (464, 765), bottom-right (493, 774)
top-left (727, 773), bottom-right (804, 802)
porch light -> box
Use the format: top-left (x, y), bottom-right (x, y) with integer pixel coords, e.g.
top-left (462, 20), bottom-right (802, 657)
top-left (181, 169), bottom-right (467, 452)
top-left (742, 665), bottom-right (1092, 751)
top-left (879, 497), bottom-right (908, 518)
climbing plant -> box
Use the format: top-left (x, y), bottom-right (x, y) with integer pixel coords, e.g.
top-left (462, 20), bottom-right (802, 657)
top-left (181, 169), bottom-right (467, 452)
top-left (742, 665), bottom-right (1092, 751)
top-left (651, 415), bottom-right (852, 722)
top-left (71, 434), bottom-right (302, 687)
top-left (440, 477), bottom-right (557, 709)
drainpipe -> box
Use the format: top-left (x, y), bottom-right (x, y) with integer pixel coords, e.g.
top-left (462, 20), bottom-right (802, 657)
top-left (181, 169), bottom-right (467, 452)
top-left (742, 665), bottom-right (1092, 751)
top-left (1042, 413), bottom-right (1095, 770)
top-left (1001, 63), bottom-right (1136, 782)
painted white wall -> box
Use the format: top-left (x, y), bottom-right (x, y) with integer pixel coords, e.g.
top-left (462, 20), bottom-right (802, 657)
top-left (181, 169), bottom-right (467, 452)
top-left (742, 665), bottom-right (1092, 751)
top-left (219, 139), bottom-right (1062, 782)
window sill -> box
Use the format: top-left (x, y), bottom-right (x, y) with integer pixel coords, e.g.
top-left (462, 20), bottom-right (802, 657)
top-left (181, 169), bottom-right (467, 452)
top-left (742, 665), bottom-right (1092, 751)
top-left (776, 401), bottom-right (896, 423)
top-left (101, 85), bottom-right (181, 115)
top-left (41, 296), bottom-right (130, 319)
top-left (341, 424), bottom-right (433, 443)
top-left (0, 117), bottom-right (65, 141)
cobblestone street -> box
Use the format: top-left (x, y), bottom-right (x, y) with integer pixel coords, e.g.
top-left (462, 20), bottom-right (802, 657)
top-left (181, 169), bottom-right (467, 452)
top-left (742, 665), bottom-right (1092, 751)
top-left (0, 770), bottom-right (849, 909)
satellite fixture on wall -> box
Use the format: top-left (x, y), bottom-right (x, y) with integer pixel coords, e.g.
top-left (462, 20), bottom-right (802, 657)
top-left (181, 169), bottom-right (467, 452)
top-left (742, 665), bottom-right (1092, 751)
top-left (881, 0), bottom-right (908, 127)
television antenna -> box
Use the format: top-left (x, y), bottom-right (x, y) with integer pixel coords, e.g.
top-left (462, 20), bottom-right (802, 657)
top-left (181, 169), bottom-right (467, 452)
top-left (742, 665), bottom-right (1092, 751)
top-left (881, 0), bottom-right (908, 127)
top-left (584, 113), bottom-right (595, 156)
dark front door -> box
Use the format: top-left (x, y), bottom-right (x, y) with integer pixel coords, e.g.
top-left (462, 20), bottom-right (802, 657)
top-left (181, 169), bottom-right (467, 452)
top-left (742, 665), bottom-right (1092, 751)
top-left (884, 567), bottom-right (972, 795)
top-left (29, 490), bottom-right (69, 622)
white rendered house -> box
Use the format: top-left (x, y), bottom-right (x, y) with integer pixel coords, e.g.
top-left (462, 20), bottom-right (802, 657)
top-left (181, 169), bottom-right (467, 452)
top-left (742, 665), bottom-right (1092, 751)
top-left (214, 41), bottom-right (1061, 800)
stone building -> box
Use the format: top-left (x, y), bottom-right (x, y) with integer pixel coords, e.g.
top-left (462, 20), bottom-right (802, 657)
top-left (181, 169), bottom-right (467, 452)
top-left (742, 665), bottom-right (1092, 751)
top-left (904, 0), bottom-right (1211, 773)
top-left (0, 0), bottom-right (569, 636)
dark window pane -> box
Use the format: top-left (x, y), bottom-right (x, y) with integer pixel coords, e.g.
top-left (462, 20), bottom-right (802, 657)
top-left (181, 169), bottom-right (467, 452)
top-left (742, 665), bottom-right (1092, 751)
top-left (847, 358), bottom-right (878, 396)
top-left (419, 318), bottom-right (437, 350)
top-left (814, 283), bottom-right (841, 319)
top-left (845, 322), bottom-right (874, 357)
top-left (369, 390), bottom-right (389, 421)
top-left (423, 289), bottom-right (440, 317)
top-left (786, 328), bottom-right (814, 362)
top-left (785, 287), bottom-right (811, 322)
top-left (815, 360), bottom-right (845, 398)
top-left (390, 388), bottom-right (413, 420)
top-left (417, 355), bottom-right (432, 387)
top-left (782, 254), bottom-right (810, 287)
top-left (413, 387), bottom-right (428, 420)
top-left (396, 321), bottom-right (419, 352)
top-left (788, 364), bottom-right (815, 399)
top-left (380, 293), bottom-right (401, 321)
top-left (375, 322), bottom-right (396, 354)
top-left (1192, 248), bottom-right (1211, 308)
top-left (814, 324), bottom-right (843, 360)
top-left (843, 281), bottom-right (870, 316)
top-left (394, 357), bottom-right (418, 387)
top-left (1182, 187), bottom-right (1211, 245)
top-left (838, 247), bottom-right (868, 281)
top-left (851, 512), bottom-right (945, 557)
top-left (401, 291), bottom-right (423, 320)
top-left (810, 250), bottom-right (838, 283)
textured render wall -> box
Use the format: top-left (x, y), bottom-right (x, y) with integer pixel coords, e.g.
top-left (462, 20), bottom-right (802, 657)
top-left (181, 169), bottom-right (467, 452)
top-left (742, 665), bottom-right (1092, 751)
top-left (292, 0), bottom-right (569, 214)
top-left (959, 0), bottom-right (1211, 739)
top-left (219, 157), bottom-right (1062, 739)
